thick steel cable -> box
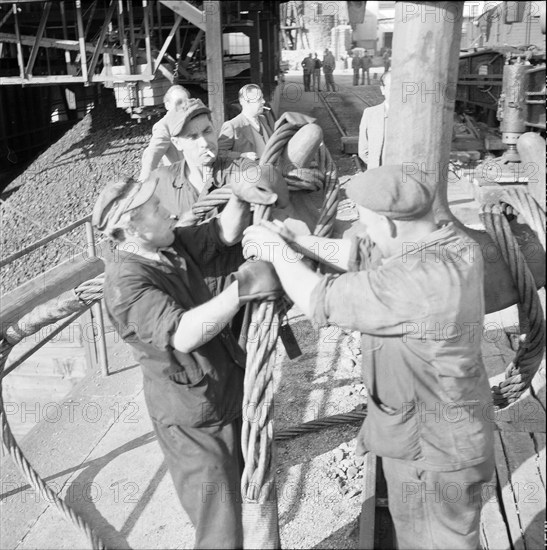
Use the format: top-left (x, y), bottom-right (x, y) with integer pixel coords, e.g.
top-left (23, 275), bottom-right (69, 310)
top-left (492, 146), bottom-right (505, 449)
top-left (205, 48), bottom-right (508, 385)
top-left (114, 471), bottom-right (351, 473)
top-left (480, 203), bottom-right (546, 407)
top-left (0, 287), bottom-right (107, 549)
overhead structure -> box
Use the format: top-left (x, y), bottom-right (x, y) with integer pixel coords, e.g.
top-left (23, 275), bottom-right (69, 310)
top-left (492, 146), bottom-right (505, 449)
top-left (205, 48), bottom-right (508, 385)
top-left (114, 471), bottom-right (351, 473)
top-left (0, 1), bottom-right (283, 119)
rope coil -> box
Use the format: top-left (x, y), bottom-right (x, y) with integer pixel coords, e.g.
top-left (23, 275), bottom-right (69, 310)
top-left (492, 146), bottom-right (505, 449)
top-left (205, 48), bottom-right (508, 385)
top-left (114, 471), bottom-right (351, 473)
top-left (480, 191), bottom-right (546, 407)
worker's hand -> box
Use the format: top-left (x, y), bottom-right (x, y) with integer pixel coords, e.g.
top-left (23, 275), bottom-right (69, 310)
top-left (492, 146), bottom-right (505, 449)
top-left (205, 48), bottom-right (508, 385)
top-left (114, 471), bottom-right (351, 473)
top-left (231, 259), bottom-right (283, 304)
top-left (242, 223), bottom-right (288, 263)
top-left (275, 111), bottom-right (316, 130)
top-left (258, 219), bottom-right (297, 243)
top-left (240, 152), bottom-right (259, 161)
top-left (230, 162), bottom-right (289, 208)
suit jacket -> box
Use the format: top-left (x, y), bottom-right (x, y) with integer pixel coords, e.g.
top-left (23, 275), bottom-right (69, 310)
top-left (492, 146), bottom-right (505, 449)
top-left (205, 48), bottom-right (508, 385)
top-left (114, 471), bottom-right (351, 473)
top-left (217, 112), bottom-right (274, 160)
top-left (139, 115), bottom-right (185, 181)
top-left (358, 102), bottom-right (387, 169)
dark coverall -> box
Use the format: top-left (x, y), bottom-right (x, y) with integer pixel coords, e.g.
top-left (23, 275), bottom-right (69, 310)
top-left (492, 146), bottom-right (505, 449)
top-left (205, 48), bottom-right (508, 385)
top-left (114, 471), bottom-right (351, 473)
top-left (104, 220), bottom-right (246, 549)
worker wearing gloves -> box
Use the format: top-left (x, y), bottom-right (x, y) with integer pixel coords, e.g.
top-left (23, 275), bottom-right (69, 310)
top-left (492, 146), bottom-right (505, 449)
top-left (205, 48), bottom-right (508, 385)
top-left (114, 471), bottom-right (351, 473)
top-left (241, 164), bottom-right (495, 550)
top-left (92, 164), bottom-right (286, 548)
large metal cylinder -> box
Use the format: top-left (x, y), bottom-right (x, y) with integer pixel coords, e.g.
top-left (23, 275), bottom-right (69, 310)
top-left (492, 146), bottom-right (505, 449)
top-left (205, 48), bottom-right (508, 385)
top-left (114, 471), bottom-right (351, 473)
top-left (500, 62), bottom-right (530, 145)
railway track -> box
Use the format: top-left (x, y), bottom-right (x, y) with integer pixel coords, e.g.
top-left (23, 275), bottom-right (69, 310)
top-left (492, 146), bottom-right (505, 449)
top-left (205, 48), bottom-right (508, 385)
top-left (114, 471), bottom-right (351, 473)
top-left (316, 85), bottom-right (382, 172)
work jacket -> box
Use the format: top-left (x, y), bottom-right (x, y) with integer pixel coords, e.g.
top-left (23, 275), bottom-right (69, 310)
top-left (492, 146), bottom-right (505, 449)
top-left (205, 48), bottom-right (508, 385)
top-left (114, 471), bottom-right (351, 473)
top-left (311, 223), bottom-right (495, 471)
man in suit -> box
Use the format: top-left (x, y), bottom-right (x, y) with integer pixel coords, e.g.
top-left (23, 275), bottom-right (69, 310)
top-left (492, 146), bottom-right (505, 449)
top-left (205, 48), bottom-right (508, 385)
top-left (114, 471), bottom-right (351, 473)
top-left (217, 84), bottom-right (274, 162)
top-left (358, 71), bottom-right (390, 168)
top-left (139, 85), bottom-right (191, 181)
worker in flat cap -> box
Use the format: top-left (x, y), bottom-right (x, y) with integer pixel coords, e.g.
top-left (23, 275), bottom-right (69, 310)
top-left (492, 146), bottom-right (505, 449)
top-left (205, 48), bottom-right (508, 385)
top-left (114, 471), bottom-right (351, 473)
top-left (92, 172), bottom-right (285, 549)
top-left (145, 97), bottom-right (288, 230)
top-left (139, 84), bottom-right (191, 181)
top-left (242, 164), bottom-right (495, 550)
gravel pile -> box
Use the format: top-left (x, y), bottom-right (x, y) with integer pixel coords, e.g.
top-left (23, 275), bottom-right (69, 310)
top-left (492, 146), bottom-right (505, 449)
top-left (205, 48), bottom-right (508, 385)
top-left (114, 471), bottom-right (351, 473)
top-left (1, 92), bottom-right (156, 295)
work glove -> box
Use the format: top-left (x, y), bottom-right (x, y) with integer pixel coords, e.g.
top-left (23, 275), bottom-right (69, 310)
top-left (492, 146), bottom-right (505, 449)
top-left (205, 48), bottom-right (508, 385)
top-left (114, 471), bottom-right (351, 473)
top-left (229, 161), bottom-right (289, 208)
top-left (275, 111), bottom-right (316, 130)
top-left (230, 260), bottom-right (283, 304)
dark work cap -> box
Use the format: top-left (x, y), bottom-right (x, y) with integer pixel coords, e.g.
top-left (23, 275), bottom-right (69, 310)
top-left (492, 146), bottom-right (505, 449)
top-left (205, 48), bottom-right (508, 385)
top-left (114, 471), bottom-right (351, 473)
top-left (346, 164), bottom-right (435, 221)
top-left (165, 98), bottom-right (211, 137)
top-left (92, 176), bottom-right (158, 235)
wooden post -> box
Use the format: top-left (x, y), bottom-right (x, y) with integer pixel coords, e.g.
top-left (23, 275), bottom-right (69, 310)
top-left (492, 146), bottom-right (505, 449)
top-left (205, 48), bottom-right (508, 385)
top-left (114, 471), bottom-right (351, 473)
top-left (384, 1), bottom-right (536, 314)
top-left (25, 1), bottom-right (52, 77)
top-left (117, 0), bottom-right (131, 74)
top-left (143, 0), bottom-right (153, 75)
top-left (204, 0), bottom-right (225, 130)
top-left (59, 1), bottom-right (72, 72)
top-left (12, 3), bottom-right (25, 80)
top-left (75, 0), bottom-right (89, 82)
top-left (384, 1), bottom-right (463, 222)
top-left (249, 8), bottom-right (261, 87)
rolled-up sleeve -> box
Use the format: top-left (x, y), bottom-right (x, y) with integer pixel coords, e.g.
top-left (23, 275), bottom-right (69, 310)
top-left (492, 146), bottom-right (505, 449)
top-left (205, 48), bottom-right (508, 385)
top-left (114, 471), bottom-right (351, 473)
top-left (309, 264), bottom-right (429, 336)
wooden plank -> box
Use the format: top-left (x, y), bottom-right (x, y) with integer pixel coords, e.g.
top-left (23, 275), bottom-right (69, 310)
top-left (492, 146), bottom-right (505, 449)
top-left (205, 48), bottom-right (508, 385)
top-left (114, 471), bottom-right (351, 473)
top-left (0, 32), bottom-right (125, 57)
top-left (494, 431), bottom-right (526, 550)
top-left (480, 469), bottom-right (512, 550)
top-left (160, 0), bottom-right (206, 31)
top-left (501, 431), bottom-right (546, 550)
top-left (204, 0), bottom-right (224, 130)
top-left (358, 452), bottom-right (377, 550)
top-left (12, 4), bottom-right (25, 79)
top-left (0, 252), bottom-right (105, 336)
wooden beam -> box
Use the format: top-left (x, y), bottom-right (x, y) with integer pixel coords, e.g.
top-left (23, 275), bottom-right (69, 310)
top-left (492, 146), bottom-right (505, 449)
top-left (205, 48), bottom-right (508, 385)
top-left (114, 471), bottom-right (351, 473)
top-left (0, 73), bottom-right (154, 85)
top-left (204, 0), bottom-right (224, 130)
top-left (178, 28), bottom-right (203, 73)
top-left (25, 1), bottom-right (52, 77)
top-left (160, 0), bottom-right (206, 32)
top-left (153, 14), bottom-right (182, 73)
top-left (358, 452), bottom-right (377, 549)
top-left (87, 0), bottom-right (117, 79)
top-left (127, 0), bottom-right (137, 72)
top-left (0, 6), bottom-right (13, 31)
top-left (384, 1), bottom-right (525, 314)
top-left (249, 9), bottom-right (261, 86)
top-left (0, 32), bottom-right (126, 57)
top-left (142, 0), bottom-right (153, 75)
top-left (75, 0), bottom-right (88, 82)
top-left (0, 253), bottom-right (104, 337)
top-left (59, 1), bottom-right (72, 71)
top-left (12, 4), bottom-right (25, 79)
top-left (117, 0), bottom-right (132, 73)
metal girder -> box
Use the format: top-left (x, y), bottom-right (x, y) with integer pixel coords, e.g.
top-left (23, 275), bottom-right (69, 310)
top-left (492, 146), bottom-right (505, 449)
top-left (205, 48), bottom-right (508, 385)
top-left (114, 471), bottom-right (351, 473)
top-left (160, 0), bottom-right (206, 32)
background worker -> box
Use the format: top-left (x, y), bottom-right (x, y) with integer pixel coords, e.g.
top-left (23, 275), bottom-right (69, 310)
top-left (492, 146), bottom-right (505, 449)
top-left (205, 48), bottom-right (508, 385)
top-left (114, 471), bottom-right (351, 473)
top-left (242, 164), bottom-right (495, 550)
top-left (322, 48), bottom-right (336, 92)
top-left (218, 84), bottom-right (274, 161)
top-left (92, 170), bottom-right (284, 549)
top-left (301, 53), bottom-right (314, 92)
top-left (139, 84), bottom-right (190, 181)
top-left (358, 70), bottom-right (391, 168)
top-left (312, 53), bottom-right (322, 91)
top-left (352, 51), bottom-right (361, 86)
top-left (360, 52), bottom-right (372, 85)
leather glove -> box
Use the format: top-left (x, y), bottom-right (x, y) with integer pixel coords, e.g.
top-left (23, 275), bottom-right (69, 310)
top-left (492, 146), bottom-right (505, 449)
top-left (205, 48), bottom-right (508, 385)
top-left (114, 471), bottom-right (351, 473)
top-left (229, 161), bottom-right (289, 208)
top-left (230, 260), bottom-right (283, 304)
top-left (274, 111), bottom-right (316, 131)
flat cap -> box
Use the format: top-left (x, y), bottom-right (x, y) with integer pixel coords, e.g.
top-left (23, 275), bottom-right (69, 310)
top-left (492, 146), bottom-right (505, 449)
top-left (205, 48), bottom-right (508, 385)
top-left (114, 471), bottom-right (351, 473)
top-left (92, 176), bottom-right (157, 235)
top-left (165, 98), bottom-right (211, 137)
top-left (346, 164), bottom-right (435, 220)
